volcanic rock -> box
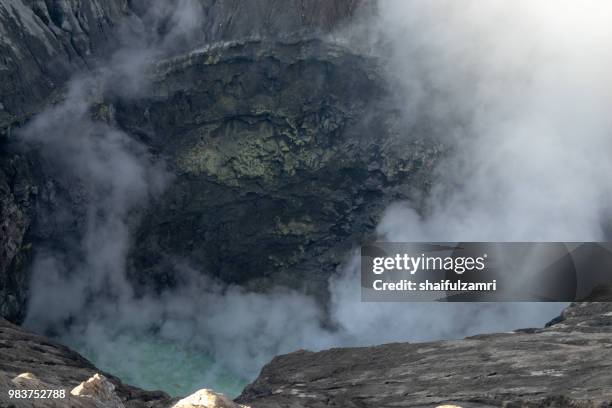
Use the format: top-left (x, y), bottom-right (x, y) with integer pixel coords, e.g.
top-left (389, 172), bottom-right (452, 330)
top-left (172, 389), bottom-right (247, 408)
top-left (0, 0), bottom-right (380, 322)
top-left (237, 302), bottom-right (612, 407)
top-left (0, 317), bottom-right (172, 407)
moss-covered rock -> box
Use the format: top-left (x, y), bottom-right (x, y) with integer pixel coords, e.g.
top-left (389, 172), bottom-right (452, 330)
top-left (111, 39), bottom-right (442, 296)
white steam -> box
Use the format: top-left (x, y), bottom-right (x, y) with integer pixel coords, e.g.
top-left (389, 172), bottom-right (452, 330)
top-left (374, 0), bottom-right (612, 241)
top-left (21, 0), bottom-right (605, 399)
top-left (22, 0), bottom-right (204, 332)
top-left (22, 76), bottom-right (168, 330)
top-left (327, 0), bottom-right (612, 365)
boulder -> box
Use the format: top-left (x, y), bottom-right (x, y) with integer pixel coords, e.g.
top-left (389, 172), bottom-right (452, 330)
top-left (172, 389), bottom-right (248, 408)
top-left (71, 374), bottom-right (125, 408)
top-left (0, 317), bottom-right (172, 407)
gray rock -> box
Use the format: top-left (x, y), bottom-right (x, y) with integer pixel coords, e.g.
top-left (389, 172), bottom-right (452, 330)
top-left (0, 146), bottom-right (37, 323)
top-left (0, 0), bottom-right (132, 130)
top-left (0, 317), bottom-right (174, 407)
top-left (0, 0), bottom-right (374, 322)
top-left (0, 0), bottom-right (133, 324)
top-left (113, 39), bottom-right (440, 296)
top-left (0, 320), bottom-right (252, 408)
top-left (4, 301), bottom-right (611, 408)
top-left (237, 302), bottom-right (612, 407)
top-left (172, 388), bottom-right (247, 408)
top-left (0, 0), bottom-right (367, 132)
top-left (129, 0), bottom-right (367, 43)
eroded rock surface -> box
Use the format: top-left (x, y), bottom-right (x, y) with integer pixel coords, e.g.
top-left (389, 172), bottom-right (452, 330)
top-left (70, 374), bottom-right (126, 408)
top-left (0, 146), bottom-right (37, 323)
top-left (0, 317), bottom-right (172, 407)
top-left (172, 389), bottom-right (247, 408)
top-left (0, 317), bottom-right (255, 407)
top-left (116, 39), bottom-right (439, 295)
top-left (0, 0), bottom-right (134, 325)
top-left (0, 0), bottom-right (377, 322)
top-left (3, 296), bottom-right (612, 408)
top-left (0, 0), bottom-right (366, 132)
top-left (0, 0), bottom-right (132, 130)
top-left (237, 302), bottom-right (612, 407)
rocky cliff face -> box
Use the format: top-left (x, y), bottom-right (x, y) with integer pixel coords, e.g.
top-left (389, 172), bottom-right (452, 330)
top-left (0, 0), bottom-right (365, 131)
top-left (112, 39), bottom-right (438, 295)
top-left (1, 4), bottom-right (612, 408)
top-left (0, 147), bottom-right (37, 322)
top-left (128, 0), bottom-right (367, 43)
top-left (0, 317), bottom-right (173, 407)
top-left (2, 314), bottom-right (260, 407)
top-left (237, 301), bottom-right (612, 407)
top-left (0, 0), bottom-right (380, 323)
top-left (0, 0), bottom-right (133, 323)
top-left (0, 0), bottom-right (131, 130)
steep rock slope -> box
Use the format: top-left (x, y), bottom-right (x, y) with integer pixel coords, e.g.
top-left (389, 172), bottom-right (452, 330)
top-left (0, 0), bottom-right (366, 132)
top-left (237, 302), bottom-right (612, 407)
top-left (128, 0), bottom-right (366, 44)
top-left (0, 0), bottom-right (132, 323)
top-left (0, 317), bottom-right (173, 407)
top-left (0, 0), bottom-right (372, 322)
top-left (0, 0), bottom-right (131, 129)
top-left (0, 147), bottom-right (37, 322)
top-left (2, 315), bottom-right (257, 407)
top-left (112, 39), bottom-right (439, 294)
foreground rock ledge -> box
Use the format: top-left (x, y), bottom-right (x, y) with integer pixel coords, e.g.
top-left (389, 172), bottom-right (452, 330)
top-left (2, 303), bottom-right (612, 407)
top-left (0, 318), bottom-right (172, 407)
top-left (237, 302), bottom-right (612, 408)
top-left (0, 317), bottom-right (248, 407)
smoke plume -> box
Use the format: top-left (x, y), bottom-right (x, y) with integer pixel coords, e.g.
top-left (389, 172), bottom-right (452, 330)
top-left (373, 0), bottom-right (612, 241)
top-left (22, 0), bottom-right (204, 333)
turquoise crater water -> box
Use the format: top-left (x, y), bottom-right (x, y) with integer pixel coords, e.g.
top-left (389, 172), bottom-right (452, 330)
top-left (64, 334), bottom-right (249, 398)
